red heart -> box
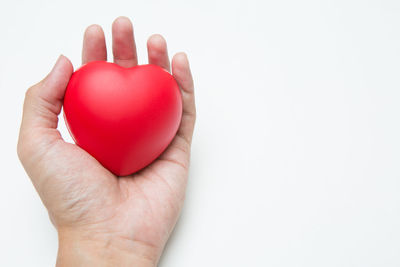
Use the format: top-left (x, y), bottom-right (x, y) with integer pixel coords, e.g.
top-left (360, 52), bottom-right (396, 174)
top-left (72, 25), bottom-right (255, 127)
top-left (63, 61), bottom-right (182, 176)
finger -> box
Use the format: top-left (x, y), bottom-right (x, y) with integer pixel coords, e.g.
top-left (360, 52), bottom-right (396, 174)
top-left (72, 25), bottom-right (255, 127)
top-left (21, 55), bottom-right (73, 130)
top-left (172, 53), bottom-right (196, 145)
top-left (112, 16), bottom-right (138, 68)
top-left (147, 34), bottom-right (170, 72)
top-left (82, 24), bottom-right (107, 65)
top-left (18, 55), bottom-right (73, 164)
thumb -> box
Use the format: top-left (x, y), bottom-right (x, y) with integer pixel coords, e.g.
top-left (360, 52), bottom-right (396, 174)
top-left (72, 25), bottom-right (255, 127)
top-left (18, 55), bottom-right (73, 165)
top-left (21, 55), bottom-right (73, 130)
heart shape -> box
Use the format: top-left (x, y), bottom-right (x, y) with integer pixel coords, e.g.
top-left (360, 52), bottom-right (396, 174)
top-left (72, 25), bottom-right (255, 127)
top-left (63, 61), bottom-right (182, 176)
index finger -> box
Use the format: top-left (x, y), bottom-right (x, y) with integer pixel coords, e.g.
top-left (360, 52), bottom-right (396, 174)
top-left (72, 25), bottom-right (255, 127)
top-left (82, 24), bottom-right (107, 65)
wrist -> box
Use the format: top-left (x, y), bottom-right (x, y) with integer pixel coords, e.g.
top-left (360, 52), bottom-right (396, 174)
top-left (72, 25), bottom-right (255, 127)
top-left (56, 228), bottom-right (159, 267)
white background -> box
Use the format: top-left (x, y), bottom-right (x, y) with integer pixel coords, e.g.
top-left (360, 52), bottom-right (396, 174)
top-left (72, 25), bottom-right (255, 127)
top-left (1, 0), bottom-right (400, 266)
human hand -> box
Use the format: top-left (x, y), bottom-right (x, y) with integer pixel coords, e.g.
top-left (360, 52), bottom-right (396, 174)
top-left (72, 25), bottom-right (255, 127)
top-left (17, 16), bottom-right (196, 266)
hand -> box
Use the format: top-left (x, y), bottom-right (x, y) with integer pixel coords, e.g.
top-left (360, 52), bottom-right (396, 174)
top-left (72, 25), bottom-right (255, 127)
top-left (17, 16), bottom-right (196, 266)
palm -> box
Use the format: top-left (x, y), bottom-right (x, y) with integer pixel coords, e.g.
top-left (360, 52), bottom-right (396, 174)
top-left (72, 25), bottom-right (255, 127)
top-left (18, 16), bottom-right (195, 256)
top-left (46, 126), bottom-right (189, 248)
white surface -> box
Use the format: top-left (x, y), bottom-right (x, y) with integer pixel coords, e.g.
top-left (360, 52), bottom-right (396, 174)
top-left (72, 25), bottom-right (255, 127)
top-left (1, 0), bottom-right (400, 266)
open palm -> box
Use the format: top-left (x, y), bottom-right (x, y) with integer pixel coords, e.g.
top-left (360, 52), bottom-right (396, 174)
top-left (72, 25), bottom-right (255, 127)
top-left (17, 17), bottom-right (195, 265)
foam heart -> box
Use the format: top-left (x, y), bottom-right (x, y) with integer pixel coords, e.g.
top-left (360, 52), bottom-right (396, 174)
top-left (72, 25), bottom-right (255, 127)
top-left (63, 61), bottom-right (182, 176)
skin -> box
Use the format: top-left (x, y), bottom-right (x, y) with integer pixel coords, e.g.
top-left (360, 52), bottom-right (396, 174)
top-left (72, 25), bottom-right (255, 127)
top-left (17, 16), bottom-right (196, 266)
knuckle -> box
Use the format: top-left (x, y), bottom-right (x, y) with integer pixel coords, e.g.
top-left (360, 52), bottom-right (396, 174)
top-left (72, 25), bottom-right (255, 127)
top-left (25, 84), bottom-right (37, 99)
top-left (25, 79), bottom-right (44, 99)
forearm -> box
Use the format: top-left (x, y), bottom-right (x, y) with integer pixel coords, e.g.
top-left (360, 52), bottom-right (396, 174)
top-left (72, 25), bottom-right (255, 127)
top-left (56, 229), bottom-right (158, 267)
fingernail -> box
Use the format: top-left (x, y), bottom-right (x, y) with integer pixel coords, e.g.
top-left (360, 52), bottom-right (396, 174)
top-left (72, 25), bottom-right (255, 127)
top-left (51, 54), bottom-right (64, 72)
